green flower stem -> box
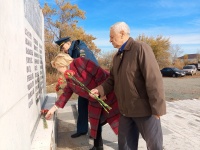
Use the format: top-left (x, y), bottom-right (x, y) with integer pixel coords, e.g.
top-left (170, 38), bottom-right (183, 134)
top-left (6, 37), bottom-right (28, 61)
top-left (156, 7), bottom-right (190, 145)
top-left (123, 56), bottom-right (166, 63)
top-left (67, 82), bottom-right (110, 112)
top-left (68, 74), bottom-right (112, 113)
top-left (41, 115), bottom-right (48, 129)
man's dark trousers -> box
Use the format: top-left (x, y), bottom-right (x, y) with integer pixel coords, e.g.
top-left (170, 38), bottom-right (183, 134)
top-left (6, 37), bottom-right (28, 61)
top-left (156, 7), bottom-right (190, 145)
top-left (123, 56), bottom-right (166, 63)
top-left (118, 114), bottom-right (163, 150)
top-left (77, 96), bottom-right (88, 134)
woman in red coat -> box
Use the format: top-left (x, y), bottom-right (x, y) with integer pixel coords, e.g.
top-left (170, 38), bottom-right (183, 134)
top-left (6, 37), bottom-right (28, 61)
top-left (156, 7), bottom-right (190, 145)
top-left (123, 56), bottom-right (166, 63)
top-left (45, 53), bottom-right (119, 150)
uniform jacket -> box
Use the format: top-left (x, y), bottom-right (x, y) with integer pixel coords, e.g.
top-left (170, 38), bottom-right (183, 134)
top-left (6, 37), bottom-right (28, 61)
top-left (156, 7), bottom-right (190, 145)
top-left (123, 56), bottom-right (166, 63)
top-left (68, 40), bottom-right (98, 65)
top-left (55, 57), bottom-right (119, 138)
top-left (97, 37), bottom-right (166, 117)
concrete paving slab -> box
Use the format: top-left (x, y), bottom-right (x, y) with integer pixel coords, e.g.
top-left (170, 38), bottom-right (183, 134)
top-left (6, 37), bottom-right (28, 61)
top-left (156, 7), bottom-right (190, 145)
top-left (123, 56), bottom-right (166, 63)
top-left (56, 99), bottom-right (200, 150)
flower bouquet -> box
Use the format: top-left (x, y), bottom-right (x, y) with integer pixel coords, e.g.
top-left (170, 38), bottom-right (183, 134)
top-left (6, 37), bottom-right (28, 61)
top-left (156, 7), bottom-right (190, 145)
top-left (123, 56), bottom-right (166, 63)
top-left (64, 70), bottom-right (112, 113)
top-left (40, 109), bottom-right (49, 129)
top-left (55, 77), bottom-right (66, 92)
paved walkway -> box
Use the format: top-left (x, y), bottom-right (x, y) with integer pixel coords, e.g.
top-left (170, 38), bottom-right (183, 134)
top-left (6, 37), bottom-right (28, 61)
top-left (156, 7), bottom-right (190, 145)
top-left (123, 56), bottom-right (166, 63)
top-left (56, 99), bottom-right (200, 150)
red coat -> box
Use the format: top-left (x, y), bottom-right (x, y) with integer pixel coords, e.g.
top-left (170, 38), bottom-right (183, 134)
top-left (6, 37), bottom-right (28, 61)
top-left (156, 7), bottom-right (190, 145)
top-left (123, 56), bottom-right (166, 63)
top-left (55, 57), bottom-right (119, 139)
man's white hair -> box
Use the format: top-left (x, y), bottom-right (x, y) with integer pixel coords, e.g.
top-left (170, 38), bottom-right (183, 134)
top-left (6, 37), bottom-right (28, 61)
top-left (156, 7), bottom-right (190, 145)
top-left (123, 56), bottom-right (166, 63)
top-left (110, 22), bottom-right (130, 35)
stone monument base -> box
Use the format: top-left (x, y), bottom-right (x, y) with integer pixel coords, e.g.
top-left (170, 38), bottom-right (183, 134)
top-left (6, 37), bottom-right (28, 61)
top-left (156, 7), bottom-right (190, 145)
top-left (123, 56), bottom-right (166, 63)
top-left (31, 93), bottom-right (57, 150)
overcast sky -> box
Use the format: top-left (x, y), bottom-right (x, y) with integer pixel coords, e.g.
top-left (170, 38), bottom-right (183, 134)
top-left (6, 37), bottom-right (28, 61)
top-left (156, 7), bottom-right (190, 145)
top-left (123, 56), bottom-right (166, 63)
top-left (39, 0), bottom-right (200, 56)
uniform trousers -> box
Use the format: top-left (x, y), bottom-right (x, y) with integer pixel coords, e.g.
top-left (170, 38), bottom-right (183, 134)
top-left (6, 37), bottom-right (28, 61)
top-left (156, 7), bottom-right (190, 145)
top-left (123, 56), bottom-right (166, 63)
top-left (118, 114), bottom-right (163, 150)
top-left (77, 96), bottom-right (88, 134)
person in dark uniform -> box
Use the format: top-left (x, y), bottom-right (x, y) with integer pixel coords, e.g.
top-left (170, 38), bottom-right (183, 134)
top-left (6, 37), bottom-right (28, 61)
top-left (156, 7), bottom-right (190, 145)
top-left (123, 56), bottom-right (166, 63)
top-left (55, 37), bottom-right (98, 138)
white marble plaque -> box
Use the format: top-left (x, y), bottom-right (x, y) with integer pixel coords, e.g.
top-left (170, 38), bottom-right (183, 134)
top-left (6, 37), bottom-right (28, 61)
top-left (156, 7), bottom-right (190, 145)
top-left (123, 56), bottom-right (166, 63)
top-left (0, 0), bottom-right (46, 149)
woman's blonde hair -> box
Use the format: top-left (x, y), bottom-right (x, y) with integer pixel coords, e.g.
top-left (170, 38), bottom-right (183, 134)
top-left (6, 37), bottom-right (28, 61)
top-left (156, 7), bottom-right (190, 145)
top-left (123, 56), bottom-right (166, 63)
top-left (51, 53), bottom-right (73, 68)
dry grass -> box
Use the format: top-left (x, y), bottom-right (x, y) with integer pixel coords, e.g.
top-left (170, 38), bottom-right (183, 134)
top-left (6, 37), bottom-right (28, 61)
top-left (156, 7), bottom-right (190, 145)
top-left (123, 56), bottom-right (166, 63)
top-left (46, 72), bottom-right (61, 85)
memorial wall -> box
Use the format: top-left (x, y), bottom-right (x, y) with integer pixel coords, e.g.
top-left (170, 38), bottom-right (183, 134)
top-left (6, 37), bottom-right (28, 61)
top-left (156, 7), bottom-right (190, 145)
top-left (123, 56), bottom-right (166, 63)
top-left (0, 0), bottom-right (46, 149)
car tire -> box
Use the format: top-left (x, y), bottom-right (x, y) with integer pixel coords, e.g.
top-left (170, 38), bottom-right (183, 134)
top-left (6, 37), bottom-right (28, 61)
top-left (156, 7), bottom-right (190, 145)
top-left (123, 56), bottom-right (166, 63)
top-left (172, 74), bottom-right (176, 77)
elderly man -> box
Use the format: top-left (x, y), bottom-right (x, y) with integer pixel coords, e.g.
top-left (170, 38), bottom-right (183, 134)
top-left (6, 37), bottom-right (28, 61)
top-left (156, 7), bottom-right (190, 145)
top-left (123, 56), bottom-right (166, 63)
top-left (90, 22), bottom-right (166, 150)
top-left (55, 37), bottom-right (98, 138)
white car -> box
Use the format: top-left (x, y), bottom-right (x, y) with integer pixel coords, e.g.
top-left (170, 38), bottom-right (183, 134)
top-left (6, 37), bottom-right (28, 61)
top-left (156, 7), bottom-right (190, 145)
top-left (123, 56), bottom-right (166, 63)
top-left (182, 65), bottom-right (197, 75)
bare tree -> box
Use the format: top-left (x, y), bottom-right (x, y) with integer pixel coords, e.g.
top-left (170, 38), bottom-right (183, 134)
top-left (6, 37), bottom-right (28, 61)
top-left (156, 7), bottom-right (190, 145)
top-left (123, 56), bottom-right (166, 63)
top-left (169, 45), bottom-right (183, 64)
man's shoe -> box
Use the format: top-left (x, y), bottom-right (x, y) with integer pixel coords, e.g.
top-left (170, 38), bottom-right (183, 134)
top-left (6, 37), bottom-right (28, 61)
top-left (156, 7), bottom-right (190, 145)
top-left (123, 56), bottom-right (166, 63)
top-left (71, 132), bottom-right (87, 138)
top-left (89, 146), bottom-right (103, 150)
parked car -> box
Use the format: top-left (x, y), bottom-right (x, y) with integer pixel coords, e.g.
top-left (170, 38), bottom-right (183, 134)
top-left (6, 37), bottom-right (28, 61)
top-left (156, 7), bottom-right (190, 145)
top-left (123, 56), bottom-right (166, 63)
top-left (182, 65), bottom-right (197, 75)
top-left (160, 67), bottom-right (186, 77)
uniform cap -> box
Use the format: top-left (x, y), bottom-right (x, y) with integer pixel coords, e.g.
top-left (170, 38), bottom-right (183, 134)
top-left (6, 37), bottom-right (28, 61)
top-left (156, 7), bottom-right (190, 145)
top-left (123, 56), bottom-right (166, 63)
top-left (55, 37), bottom-right (71, 46)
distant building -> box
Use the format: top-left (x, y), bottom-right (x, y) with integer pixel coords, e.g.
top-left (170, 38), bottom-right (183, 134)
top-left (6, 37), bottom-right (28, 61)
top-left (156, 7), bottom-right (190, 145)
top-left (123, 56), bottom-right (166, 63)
top-left (178, 53), bottom-right (200, 70)
top-left (178, 53), bottom-right (200, 63)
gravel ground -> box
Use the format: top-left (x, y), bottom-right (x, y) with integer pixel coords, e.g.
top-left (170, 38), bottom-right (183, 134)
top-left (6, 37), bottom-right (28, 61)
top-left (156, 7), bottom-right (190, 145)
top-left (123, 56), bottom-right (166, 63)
top-left (163, 73), bottom-right (200, 101)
